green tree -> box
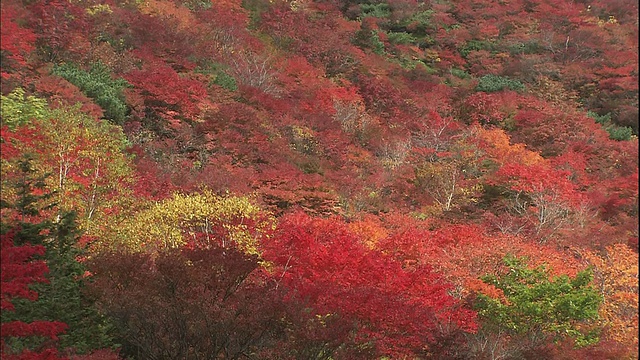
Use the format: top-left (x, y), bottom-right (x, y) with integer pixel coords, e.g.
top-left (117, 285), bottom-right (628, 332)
top-left (476, 74), bottom-right (526, 93)
top-left (0, 155), bottom-right (55, 245)
top-left (1, 93), bottom-right (135, 236)
top-left (1, 157), bottom-right (116, 355)
top-left (52, 62), bottom-right (130, 124)
top-left (473, 255), bottom-right (601, 357)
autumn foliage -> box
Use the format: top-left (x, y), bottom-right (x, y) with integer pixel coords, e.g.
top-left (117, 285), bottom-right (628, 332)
top-left (1, 229), bottom-right (67, 359)
top-left (1, 0), bottom-right (637, 358)
top-left (262, 212), bottom-right (478, 358)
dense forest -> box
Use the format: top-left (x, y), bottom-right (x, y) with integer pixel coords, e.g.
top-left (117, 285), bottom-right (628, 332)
top-left (1, 0), bottom-right (638, 358)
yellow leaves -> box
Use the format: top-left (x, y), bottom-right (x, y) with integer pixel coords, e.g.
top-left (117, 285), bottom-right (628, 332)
top-left (583, 244), bottom-right (639, 354)
top-left (289, 125), bottom-right (318, 155)
top-left (378, 139), bottom-right (411, 170)
top-left (106, 190), bottom-right (273, 256)
top-left (423, 49), bottom-right (441, 63)
top-left (414, 158), bottom-right (479, 212)
top-left (1, 96), bottom-right (134, 234)
top-left (36, 107), bottom-right (134, 225)
top-left (289, 0), bottom-right (308, 12)
top-left (1, 88), bottom-right (48, 129)
top-left (461, 183), bottom-right (483, 200)
top-left (530, 76), bottom-right (579, 106)
top-left (85, 4), bottom-right (112, 16)
top-left (332, 99), bottom-right (370, 135)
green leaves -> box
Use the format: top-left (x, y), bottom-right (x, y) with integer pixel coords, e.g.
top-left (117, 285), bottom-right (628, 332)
top-left (0, 88), bottom-right (49, 129)
top-left (459, 40), bottom-right (496, 58)
top-left (1, 161), bottom-right (116, 355)
top-left (475, 255), bottom-right (601, 347)
top-left (52, 62), bottom-right (130, 124)
top-left (587, 111), bottom-right (634, 141)
top-left (195, 62), bottom-right (238, 91)
top-left (359, 3), bottom-right (391, 19)
top-left (476, 74), bottom-right (526, 93)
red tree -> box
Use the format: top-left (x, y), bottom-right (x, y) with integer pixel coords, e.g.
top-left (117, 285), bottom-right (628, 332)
top-left (0, 4), bottom-right (37, 78)
top-left (1, 229), bottom-right (68, 360)
top-left (262, 212), bottom-right (477, 358)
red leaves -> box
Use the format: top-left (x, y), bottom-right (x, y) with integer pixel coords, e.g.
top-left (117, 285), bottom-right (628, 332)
top-left (496, 162), bottom-right (577, 201)
top-left (68, 349), bottom-right (120, 360)
top-left (33, 76), bottom-right (104, 120)
top-left (125, 60), bottom-right (209, 123)
top-left (1, 230), bottom-right (48, 311)
top-left (262, 212), bottom-right (477, 357)
top-left (0, 5), bottom-right (36, 73)
top-left (1, 321), bottom-right (68, 341)
top-left (27, 0), bottom-right (89, 62)
top-left (0, 348), bottom-right (65, 360)
top-left (461, 91), bottom-right (522, 127)
top-left (1, 230), bottom-right (68, 359)
top-left (0, 126), bottom-right (28, 161)
top-left (355, 74), bottom-right (404, 117)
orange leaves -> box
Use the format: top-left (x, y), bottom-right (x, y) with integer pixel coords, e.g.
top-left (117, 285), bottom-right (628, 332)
top-left (466, 278), bottom-right (508, 304)
top-left (348, 214), bottom-right (389, 249)
top-left (477, 128), bottom-right (543, 167)
top-left (582, 244), bottom-right (639, 355)
top-left (139, 0), bottom-right (197, 32)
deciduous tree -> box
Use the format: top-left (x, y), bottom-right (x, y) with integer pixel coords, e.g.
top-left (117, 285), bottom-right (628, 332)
top-left (467, 255), bottom-right (601, 359)
top-left (582, 244), bottom-right (639, 359)
top-left (262, 212), bottom-right (477, 358)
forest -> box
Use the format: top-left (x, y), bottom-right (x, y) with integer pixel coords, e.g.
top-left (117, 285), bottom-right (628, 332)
top-left (0, 0), bottom-right (638, 359)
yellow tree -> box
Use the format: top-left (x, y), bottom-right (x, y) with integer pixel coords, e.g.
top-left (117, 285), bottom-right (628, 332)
top-left (1, 89), bottom-right (134, 235)
top-left (99, 190), bottom-right (274, 255)
top-left (582, 244), bottom-right (639, 359)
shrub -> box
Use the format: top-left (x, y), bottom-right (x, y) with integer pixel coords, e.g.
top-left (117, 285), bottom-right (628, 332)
top-left (195, 62), bottom-right (238, 91)
top-left (507, 41), bottom-right (544, 55)
top-left (52, 63), bottom-right (129, 124)
top-left (476, 74), bottom-right (526, 92)
top-left (386, 31), bottom-right (416, 45)
top-left (460, 40), bottom-right (495, 58)
top-left (605, 125), bottom-right (633, 141)
top-left (450, 68), bottom-right (471, 79)
top-left (587, 111), bottom-right (633, 141)
top-left (359, 3), bottom-right (391, 18)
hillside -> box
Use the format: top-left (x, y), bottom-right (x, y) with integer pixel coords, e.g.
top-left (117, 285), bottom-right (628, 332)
top-left (1, 0), bottom-right (638, 359)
